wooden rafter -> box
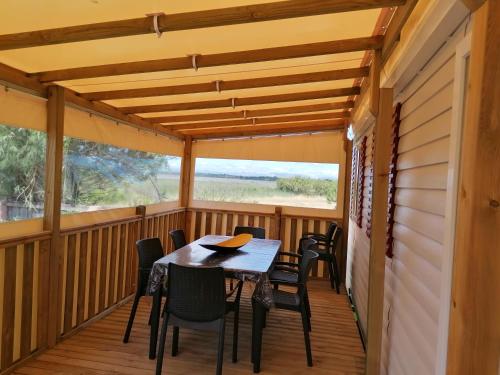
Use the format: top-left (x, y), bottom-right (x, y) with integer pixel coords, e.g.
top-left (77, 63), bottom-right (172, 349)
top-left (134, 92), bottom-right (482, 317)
top-left (147, 101), bottom-right (354, 123)
top-left (34, 36), bottom-right (382, 82)
top-left (162, 112), bottom-right (349, 131)
top-left (120, 87), bottom-right (359, 114)
top-left (0, 0), bottom-right (404, 51)
top-left (381, 0), bottom-right (419, 62)
top-left (63, 90), bottom-right (178, 138)
top-left (184, 119), bottom-right (345, 139)
top-left (81, 67), bottom-right (369, 101)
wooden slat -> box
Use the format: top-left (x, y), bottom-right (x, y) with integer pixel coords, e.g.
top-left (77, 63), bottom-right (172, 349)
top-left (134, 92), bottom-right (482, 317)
top-left (1, 246), bottom-right (17, 369)
top-left (164, 112), bottom-right (348, 131)
top-left (63, 235), bottom-right (76, 334)
top-left (108, 227), bottom-right (118, 305)
top-left (87, 231), bottom-right (98, 319)
top-left (98, 229), bottom-right (109, 312)
top-left (20, 243), bottom-right (34, 357)
top-left (82, 67), bottom-right (368, 100)
top-left (76, 234), bottom-right (88, 326)
top-left (36, 239), bottom-right (50, 350)
top-left (119, 87), bottom-right (360, 114)
top-left (148, 101), bottom-right (354, 124)
top-left (0, 1), bottom-right (402, 50)
top-left (186, 120), bottom-right (345, 139)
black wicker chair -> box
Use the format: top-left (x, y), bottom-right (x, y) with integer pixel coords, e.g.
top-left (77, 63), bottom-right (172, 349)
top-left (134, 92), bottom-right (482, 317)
top-left (233, 226), bottom-right (265, 239)
top-left (156, 263), bottom-right (243, 375)
top-left (302, 223), bottom-right (342, 293)
top-left (269, 237), bottom-right (317, 323)
top-left (169, 229), bottom-right (187, 250)
top-left (123, 237), bottom-right (165, 343)
top-left (252, 249), bottom-right (319, 369)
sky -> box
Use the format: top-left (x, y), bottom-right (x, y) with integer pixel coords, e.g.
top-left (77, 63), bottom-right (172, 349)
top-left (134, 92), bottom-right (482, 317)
top-left (193, 158), bottom-right (339, 180)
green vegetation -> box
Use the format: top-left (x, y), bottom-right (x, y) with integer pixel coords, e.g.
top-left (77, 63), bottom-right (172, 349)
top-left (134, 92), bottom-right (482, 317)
top-left (276, 176), bottom-right (337, 204)
top-left (193, 175), bottom-right (337, 208)
top-left (0, 126), bottom-right (46, 208)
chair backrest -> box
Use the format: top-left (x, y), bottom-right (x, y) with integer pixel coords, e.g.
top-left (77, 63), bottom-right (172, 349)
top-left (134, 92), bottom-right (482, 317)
top-left (325, 222), bottom-right (338, 243)
top-left (233, 226), bottom-right (265, 239)
top-left (169, 229), bottom-right (187, 250)
top-left (330, 227), bottom-right (343, 255)
top-left (166, 263), bottom-right (227, 322)
top-left (135, 238), bottom-right (164, 294)
top-left (298, 250), bottom-right (319, 294)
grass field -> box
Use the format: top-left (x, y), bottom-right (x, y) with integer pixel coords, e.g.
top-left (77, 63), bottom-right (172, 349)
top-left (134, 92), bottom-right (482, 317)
top-left (192, 176), bottom-right (336, 209)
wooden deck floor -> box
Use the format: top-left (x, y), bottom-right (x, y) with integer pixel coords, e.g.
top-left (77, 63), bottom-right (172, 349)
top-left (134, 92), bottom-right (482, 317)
top-left (14, 280), bottom-right (365, 375)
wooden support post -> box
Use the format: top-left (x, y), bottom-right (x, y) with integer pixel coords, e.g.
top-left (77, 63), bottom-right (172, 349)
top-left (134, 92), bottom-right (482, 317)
top-left (447, 1), bottom-right (500, 373)
top-left (365, 88), bottom-right (393, 375)
top-left (180, 136), bottom-right (193, 238)
top-left (44, 85), bottom-right (65, 348)
top-left (272, 207), bottom-right (283, 241)
top-left (369, 49), bottom-right (381, 116)
top-left (179, 136), bottom-right (193, 208)
top-left (136, 205), bottom-right (146, 239)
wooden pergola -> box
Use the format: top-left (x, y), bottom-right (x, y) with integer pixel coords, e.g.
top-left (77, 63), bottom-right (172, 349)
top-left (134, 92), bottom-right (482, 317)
top-left (0, 1), bottom-right (497, 374)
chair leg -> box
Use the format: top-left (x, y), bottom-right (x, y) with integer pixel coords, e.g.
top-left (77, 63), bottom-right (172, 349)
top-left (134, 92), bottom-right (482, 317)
top-left (123, 292), bottom-right (141, 343)
top-left (172, 326), bottom-right (179, 357)
top-left (253, 303), bottom-right (265, 373)
top-left (216, 319), bottom-right (226, 375)
top-left (232, 307), bottom-right (240, 363)
top-left (327, 260), bottom-right (336, 290)
top-left (155, 312), bottom-right (170, 375)
top-left (331, 256), bottom-right (341, 294)
top-left (149, 289), bottom-right (162, 359)
top-left (300, 304), bottom-right (313, 367)
top-left (304, 290), bottom-right (312, 332)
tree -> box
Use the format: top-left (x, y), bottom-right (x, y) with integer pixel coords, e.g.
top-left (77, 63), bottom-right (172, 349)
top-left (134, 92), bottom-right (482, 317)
top-left (0, 125), bottom-right (46, 209)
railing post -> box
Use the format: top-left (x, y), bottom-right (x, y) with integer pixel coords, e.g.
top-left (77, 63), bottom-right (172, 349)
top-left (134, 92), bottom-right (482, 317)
top-left (44, 85), bottom-right (65, 348)
top-left (273, 206), bottom-right (282, 241)
top-left (136, 205), bottom-right (147, 239)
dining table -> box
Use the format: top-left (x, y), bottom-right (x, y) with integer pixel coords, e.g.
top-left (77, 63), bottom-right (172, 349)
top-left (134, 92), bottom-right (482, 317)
top-left (147, 234), bottom-right (282, 373)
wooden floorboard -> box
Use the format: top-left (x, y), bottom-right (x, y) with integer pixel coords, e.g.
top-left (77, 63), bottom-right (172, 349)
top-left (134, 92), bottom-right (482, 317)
top-left (14, 280), bottom-right (365, 374)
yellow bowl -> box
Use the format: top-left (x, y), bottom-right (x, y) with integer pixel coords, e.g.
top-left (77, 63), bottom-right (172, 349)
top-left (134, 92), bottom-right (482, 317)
top-left (216, 233), bottom-right (253, 248)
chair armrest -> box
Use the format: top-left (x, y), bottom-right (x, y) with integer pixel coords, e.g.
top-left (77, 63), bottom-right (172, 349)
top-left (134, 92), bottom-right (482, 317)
top-left (278, 251), bottom-right (302, 258)
top-left (303, 232), bottom-right (326, 239)
top-left (273, 264), bottom-right (300, 273)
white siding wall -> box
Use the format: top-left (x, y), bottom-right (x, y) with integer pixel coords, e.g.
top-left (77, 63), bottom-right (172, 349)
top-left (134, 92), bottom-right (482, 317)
top-left (380, 23), bottom-right (467, 374)
top-left (346, 124), bottom-right (374, 336)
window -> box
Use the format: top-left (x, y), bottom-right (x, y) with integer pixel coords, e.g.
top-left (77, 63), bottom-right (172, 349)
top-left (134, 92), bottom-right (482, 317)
top-left (62, 137), bottom-right (181, 213)
top-left (193, 158), bottom-right (339, 209)
top-left (0, 124), bottom-right (46, 222)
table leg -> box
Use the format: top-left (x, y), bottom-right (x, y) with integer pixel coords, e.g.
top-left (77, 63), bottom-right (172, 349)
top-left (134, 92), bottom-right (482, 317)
top-left (149, 289), bottom-right (162, 359)
top-left (253, 302), bottom-right (265, 373)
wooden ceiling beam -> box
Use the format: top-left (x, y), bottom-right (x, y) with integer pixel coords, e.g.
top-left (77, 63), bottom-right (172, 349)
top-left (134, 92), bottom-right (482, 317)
top-left (120, 86), bottom-right (359, 114)
top-left (163, 112), bottom-right (349, 131)
top-left (64, 90), bottom-right (181, 139)
top-left (34, 36), bottom-right (382, 82)
top-left (0, 0), bottom-right (404, 51)
top-left (148, 101), bottom-right (354, 123)
top-left (381, 0), bottom-right (419, 62)
top-left (186, 119), bottom-right (346, 139)
top-left (81, 67), bottom-right (368, 101)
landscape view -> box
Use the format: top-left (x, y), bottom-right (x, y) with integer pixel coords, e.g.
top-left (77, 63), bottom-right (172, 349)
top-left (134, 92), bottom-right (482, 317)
top-left (193, 158), bottom-right (339, 209)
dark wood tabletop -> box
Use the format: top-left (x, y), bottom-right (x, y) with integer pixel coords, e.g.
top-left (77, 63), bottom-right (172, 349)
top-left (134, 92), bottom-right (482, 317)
top-left (154, 235), bottom-right (281, 274)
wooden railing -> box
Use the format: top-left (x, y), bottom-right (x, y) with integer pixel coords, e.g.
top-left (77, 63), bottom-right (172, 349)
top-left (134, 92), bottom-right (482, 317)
top-left (0, 207), bottom-right (185, 372)
top-left (187, 207), bottom-right (341, 279)
top-left (0, 205), bottom-right (338, 372)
